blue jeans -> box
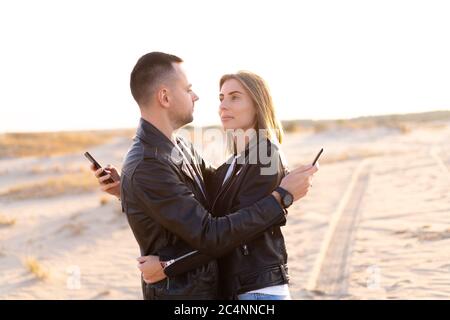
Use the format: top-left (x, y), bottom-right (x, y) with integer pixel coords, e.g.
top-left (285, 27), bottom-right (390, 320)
top-left (237, 292), bottom-right (291, 300)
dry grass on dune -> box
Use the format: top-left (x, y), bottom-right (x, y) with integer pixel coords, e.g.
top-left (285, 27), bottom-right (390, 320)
top-left (23, 257), bottom-right (49, 280)
top-left (56, 221), bottom-right (87, 237)
top-left (99, 195), bottom-right (110, 206)
top-left (281, 110), bottom-right (450, 134)
top-left (0, 171), bottom-right (100, 200)
top-left (0, 129), bottom-right (134, 158)
top-left (312, 119), bottom-right (414, 134)
top-left (0, 213), bottom-right (16, 227)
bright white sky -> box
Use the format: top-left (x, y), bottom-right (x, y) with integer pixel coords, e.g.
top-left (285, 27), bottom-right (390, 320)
top-left (1, 0), bottom-right (449, 133)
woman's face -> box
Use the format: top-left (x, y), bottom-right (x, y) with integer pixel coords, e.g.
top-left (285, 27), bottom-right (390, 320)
top-left (219, 79), bottom-right (257, 131)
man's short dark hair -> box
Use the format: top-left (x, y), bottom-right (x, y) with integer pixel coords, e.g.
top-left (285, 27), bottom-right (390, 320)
top-left (130, 52), bottom-right (183, 106)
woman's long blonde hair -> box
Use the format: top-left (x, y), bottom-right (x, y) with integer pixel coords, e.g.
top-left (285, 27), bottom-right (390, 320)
top-left (220, 71), bottom-right (284, 154)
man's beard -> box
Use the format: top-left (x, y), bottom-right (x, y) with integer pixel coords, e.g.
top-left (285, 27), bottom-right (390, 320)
top-left (172, 110), bottom-right (193, 129)
top-left (181, 112), bottom-right (194, 126)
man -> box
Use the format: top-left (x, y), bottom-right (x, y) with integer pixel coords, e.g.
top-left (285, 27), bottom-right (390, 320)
top-left (93, 52), bottom-right (318, 299)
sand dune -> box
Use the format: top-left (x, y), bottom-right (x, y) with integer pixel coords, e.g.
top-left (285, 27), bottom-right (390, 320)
top-left (0, 120), bottom-right (449, 299)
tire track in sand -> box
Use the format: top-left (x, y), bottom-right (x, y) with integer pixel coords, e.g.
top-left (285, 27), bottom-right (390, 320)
top-left (429, 146), bottom-right (450, 177)
top-left (306, 159), bottom-right (371, 299)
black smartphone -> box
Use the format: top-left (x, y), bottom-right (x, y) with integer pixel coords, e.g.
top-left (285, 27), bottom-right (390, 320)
top-left (312, 148), bottom-right (324, 166)
top-left (84, 151), bottom-right (115, 184)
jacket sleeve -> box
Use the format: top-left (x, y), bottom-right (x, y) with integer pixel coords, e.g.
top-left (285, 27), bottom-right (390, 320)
top-left (163, 156), bottom-right (286, 277)
top-left (129, 157), bottom-right (286, 259)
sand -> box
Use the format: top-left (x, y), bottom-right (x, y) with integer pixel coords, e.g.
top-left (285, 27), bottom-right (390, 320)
top-left (0, 121), bottom-right (449, 299)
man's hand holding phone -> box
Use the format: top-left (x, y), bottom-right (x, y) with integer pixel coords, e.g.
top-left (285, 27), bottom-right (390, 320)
top-left (91, 164), bottom-right (121, 198)
top-left (85, 152), bottom-right (121, 199)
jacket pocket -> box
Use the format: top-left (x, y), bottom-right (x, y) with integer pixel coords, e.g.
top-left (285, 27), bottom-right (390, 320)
top-left (238, 264), bottom-right (284, 287)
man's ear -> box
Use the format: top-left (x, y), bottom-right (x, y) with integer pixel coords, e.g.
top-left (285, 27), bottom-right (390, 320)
top-left (157, 87), bottom-right (170, 108)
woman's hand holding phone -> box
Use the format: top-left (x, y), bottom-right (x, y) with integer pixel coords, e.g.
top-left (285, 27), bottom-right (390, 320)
top-left (275, 148), bottom-right (323, 204)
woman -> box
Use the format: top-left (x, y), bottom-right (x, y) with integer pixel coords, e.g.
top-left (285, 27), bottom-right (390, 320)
top-left (139, 71), bottom-right (292, 300)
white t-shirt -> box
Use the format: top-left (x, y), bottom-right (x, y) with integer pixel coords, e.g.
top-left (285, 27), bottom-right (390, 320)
top-left (222, 154), bottom-right (240, 186)
top-left (245, 284), bottom-right (291, 296)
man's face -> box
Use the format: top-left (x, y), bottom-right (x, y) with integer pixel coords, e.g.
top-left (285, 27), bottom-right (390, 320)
top-left (168, 63), bottom-right (199, 128)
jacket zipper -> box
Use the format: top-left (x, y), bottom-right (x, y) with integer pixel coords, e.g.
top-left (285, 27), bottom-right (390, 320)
top-left (163, 249), bottom-right (199, 269)
top-left (212, 157), bottom-right (250, 255)
top-left (164, 250), bottom-right (198, 290)
top-left (211, 158), bottom-right (247, 213)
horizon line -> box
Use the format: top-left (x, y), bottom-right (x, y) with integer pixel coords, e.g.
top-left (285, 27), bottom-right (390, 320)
top-left (1, 109), bottom-right (449, 135)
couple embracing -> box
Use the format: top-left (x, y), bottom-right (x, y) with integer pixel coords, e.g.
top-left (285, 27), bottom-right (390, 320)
top-left (91, 52), bottom-right (319, 300)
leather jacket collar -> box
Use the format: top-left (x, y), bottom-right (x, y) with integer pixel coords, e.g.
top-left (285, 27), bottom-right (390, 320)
top-left (136, 117), bottom-right (176, 154)
top-left (135, 117), bottom-right (206, 201)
